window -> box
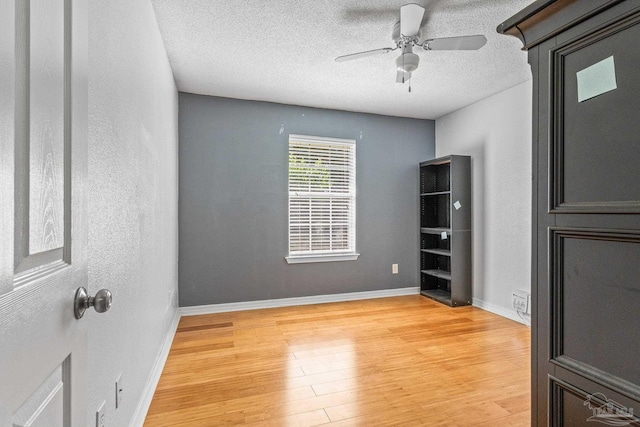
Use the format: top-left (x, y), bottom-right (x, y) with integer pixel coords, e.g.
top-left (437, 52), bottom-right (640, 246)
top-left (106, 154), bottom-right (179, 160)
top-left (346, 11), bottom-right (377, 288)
top-left (286, 134), bottom-right (358, 263)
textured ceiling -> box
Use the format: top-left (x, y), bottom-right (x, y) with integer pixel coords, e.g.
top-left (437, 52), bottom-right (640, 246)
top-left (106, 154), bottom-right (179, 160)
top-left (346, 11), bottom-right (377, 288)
top-left (150, 0), bottom-right (533, 119)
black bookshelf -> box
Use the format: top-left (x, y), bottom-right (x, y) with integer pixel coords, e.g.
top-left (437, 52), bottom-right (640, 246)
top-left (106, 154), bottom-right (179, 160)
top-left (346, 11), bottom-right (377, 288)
top-left (419, 155), bottom-right (471, 306)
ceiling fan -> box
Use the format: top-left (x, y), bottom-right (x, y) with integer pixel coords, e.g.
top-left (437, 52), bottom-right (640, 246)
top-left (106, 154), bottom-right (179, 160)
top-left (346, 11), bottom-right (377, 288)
top-left (335, 3), bottom-right (487, 86)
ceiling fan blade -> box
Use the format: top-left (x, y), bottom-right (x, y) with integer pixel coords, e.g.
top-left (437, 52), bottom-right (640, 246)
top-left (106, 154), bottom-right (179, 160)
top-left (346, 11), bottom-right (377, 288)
top-left (335, 47), bottom-right (394, 62)
top-left (396, 69), bottom-right (411, 84)
top-left (423, 35), bottom-right (487, 51)
top-left (400, 3), bottom-right (425, 37)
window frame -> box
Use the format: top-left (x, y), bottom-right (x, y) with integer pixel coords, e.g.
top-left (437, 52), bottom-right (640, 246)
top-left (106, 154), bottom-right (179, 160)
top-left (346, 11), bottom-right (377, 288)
top-left (286, 134), bottom-right (359, 264)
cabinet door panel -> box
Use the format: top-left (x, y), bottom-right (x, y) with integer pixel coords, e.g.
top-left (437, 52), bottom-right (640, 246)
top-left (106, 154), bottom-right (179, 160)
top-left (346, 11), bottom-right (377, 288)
top-left (551, 13), bottom-right (640, 212)
top-left (550, 229), bottom-right (640, 397)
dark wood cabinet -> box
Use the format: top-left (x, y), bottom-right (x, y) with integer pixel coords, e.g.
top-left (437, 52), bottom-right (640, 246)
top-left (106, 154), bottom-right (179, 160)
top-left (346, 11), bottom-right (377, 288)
top-left (419, 155), bottom-right (471, 307)
top-left (499, 1), bottom-right (640, 425)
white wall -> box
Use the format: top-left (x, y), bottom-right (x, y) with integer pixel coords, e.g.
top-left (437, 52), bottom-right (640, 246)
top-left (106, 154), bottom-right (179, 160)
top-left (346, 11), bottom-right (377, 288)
top-left (88, 0), bottom-right (179, 426)
top-left (436, 81), bottom-right (532, 322)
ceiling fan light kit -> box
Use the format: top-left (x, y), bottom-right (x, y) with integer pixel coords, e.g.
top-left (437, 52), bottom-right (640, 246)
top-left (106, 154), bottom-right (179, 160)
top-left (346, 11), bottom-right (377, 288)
top-left (396, 52), bottom-right (419, 73)
top-left (335, 3), bottom-right (488, 88)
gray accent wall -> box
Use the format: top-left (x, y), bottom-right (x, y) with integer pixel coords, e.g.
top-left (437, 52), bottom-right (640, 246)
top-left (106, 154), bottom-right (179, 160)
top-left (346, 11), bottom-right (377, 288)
top-left (179, 94), bottom-right (435, 307)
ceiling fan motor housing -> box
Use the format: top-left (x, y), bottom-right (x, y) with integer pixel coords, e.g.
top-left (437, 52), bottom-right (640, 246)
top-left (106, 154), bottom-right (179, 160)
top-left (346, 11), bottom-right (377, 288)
top-left (391, 19), bottom-right (422, 43)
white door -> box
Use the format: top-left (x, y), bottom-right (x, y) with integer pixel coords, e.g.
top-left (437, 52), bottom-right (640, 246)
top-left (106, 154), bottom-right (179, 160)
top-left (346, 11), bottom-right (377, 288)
top-left (0, 0), bottom-right (89, 425)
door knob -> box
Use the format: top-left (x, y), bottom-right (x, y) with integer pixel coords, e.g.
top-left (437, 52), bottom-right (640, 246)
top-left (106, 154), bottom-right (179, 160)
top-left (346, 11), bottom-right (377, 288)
top-left (74, 287), bottom-right (112, 319)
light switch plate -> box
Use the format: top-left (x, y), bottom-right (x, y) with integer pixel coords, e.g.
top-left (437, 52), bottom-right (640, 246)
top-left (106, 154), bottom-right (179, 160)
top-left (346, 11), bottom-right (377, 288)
top-left (115, 374), bottom-right (123, 409)
top-left (96, 401), bottom-right (105, 427)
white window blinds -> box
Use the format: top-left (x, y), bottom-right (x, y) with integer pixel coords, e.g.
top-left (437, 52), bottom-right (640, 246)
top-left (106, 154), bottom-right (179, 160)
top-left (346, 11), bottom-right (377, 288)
top-left (288, 135), bottom-right (356, 260)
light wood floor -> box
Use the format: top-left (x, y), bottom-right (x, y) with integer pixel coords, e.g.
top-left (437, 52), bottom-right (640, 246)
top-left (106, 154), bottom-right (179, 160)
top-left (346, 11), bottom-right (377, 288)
top-left (144, 295), bottom-right (530, 426)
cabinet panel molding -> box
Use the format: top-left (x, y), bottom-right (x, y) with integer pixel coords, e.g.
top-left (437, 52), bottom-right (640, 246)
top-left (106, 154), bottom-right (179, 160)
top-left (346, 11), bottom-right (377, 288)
top-left (549, 11), bottom-right (640, 213)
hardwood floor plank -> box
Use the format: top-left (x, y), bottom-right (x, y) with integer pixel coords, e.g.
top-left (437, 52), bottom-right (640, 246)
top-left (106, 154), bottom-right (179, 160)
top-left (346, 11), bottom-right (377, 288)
top-left (144, 296), bottom-right (530, 426)
top-left (244, 408), bottom-right (330, 426)
top-left (177, 321), bottom-right (234, 333)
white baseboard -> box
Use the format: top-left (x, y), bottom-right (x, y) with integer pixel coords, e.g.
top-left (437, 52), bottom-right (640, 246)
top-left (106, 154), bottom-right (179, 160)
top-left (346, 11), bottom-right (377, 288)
top-left (179, 287), bottom-right (420, 317)
top-left (130, 309), bottom-right (181, 427)
top-left (473, 297), bottom-right (530, 326)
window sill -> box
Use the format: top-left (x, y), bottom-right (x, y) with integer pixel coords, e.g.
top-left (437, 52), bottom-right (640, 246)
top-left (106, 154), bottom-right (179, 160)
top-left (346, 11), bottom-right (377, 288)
top-left (285, 253), bottom-right (360, 264)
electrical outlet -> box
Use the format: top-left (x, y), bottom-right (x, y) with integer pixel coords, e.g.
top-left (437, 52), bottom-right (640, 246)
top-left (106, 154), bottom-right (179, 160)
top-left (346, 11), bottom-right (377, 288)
top-left (167, 290), bottom-right (174, 309)
top-left (512, 289), bottom-right (530, 314)
top-left (96, 401), bottom-right (105, 427)
top-left (392, 264), bottom-right (398, 274)
top-left (115, 374), bottom-right (123, 409)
